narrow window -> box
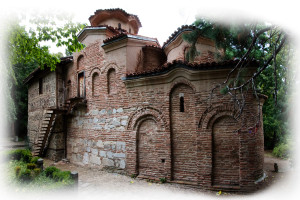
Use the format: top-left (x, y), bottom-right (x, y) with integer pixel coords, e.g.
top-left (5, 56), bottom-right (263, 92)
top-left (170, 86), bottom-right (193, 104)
top-left (118, 23), bottom-right (121, 29)
top-left (180, 96), bottom-right (184, 112)
top-left (92, 72), bottom-right (100, 97)
top-left (66, 80), bottom-right (71, 99)
top-left (107, 68), bottom-right (116, 94)
top-left (78, 72), bottom-right (85, 97)
top-left (129, 28), bottom-right (131, 34)
top-left (39, 78), bottom-right (43, 94)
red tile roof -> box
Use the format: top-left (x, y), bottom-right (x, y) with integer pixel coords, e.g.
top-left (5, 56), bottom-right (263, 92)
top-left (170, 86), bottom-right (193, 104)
top-left (162, 25), bottom-right (196, 49)
top-left (143, 44), bottom-right (162, 49)
top-left (103, 32), bottom-right (128, 43)
top-left (125, 59), bottom-right (258, 79)
top-left (89, 8), bottom-right (142, 28)
top-left (103, 33), bottom-right (159, 45)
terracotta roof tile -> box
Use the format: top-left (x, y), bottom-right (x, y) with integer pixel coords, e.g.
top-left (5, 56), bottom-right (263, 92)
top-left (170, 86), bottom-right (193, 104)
top-left (89, 8), bottom-right (142, 28)
top-left (103, 34), bottom-right (159, 45)
top-left (143, 44), bottom-right (162, 49)
top-left (162, 25), bottom-right (196, 49)
top-left (103, 32), bottom-right (128, 43)
top-left (125, 59), bottom-right (258, 79)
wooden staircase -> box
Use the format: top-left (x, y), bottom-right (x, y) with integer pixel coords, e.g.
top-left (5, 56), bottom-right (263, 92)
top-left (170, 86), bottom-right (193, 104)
top-left (32, 109), bottom-right (57, 157)
top-left (32, 98), bottom-right (86, 157)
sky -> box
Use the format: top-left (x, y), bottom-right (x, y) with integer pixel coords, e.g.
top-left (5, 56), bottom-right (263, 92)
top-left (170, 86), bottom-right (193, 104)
top-left (0, 0), bottom-right (300, 199)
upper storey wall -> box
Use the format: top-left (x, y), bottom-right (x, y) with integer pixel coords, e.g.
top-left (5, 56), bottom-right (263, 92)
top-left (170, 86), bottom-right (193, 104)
top-left (163, 30), bottom-right (220, 63)
top-left (99, 18), bottom-right (137, 34)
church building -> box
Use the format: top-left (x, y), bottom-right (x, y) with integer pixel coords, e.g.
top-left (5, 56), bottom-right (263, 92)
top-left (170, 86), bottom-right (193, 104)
top-left (24, 8), bottom-right (266, 191)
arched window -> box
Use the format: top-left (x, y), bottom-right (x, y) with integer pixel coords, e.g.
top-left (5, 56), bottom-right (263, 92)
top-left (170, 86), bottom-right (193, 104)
top-left (180, 96), bottom-right (184, 112)
top-left (107, 68), bottom-right (116, 94)
top-left (118, 23), bottom-right (121, 29)
top-left (78, 71), bottom-right (85, 97)
top-left (92, 72), bottom-right (100, 96)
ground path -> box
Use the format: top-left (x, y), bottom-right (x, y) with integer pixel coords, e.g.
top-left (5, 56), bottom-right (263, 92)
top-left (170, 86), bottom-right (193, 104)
top-left (42, 151), bottom-right (293, 198)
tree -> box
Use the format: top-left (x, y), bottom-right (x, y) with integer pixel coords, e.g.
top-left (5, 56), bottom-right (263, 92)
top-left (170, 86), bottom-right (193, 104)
top-left (5, 13), bottom-right (86, 139)
top-left (183, 18), bottom-right (292, 149)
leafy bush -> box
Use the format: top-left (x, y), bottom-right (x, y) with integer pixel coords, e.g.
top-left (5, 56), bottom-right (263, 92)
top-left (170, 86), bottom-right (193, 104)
top-left (19, 169), bottom-right (32, 182)
top-left (273, 143), bottom-right (290, 159)
top-left (7, 160), bottom-right (74, 191)
top-left (160, 177), bottom-right (167, 183)
top-left (15, 166), bottom-right (21, 176)
top-left (27, 163), bottom-right (36, 170)
top-left (52, 171), bottom-right (71, 182)
top-left (44, 166), bottom-right (60, 178)
top-left (33, 168), bottom-right (41, 177)
top-left (30, 156), bottom-right (41, 164)
top-left (130, 174), bottom-right (137, 179)
top-left (9, 149), bottom-right (32, 163)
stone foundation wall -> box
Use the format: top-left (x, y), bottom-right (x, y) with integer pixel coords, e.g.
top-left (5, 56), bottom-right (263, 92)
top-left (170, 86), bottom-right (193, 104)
top-left (46, 114), bottom-right (65, 161)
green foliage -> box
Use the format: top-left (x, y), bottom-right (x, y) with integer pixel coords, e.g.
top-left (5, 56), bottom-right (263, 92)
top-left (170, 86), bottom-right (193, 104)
top-left (272, 143), bottom-right (290, 159)
top-left (184, 17), bottom-right (291, 150)
top-left (30, 156), bottom-right (41, 164)
top-left (7, 14), bottom-right (86, 71)
top-left (15, 166), bottom-right (21, 176)
top-left (44, 166), bottom-right (60, 178)
top-left (6, 13), bottom-right (87, 132)
top-left (7, 160), bottom-right (74, 191)
top-left (130, 174), bottom-right (137, 179)
top-left (19, 169), bottom-right (33, 182)
top-left (159, 177), bottom-right (167, 183)
top-left (33, 168), bottom-right (41, 177)
top-left (9, 149), bottom-right (32, 163)
top-left (52, 171), bottom-right (71, 182)
top-left (26, 163), bottom-right (36, 170)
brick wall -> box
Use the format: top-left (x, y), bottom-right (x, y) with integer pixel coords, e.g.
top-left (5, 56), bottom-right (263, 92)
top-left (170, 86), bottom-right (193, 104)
top-left (170, 84), bottom-right (197, 182)
top-left (212, 116), bottom-right (239, 186)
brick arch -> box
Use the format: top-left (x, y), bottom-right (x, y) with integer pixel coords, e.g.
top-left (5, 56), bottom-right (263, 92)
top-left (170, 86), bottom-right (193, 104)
top-left (198, 104), bottom-right (239, 130)
top-left (101, 62), bottom-right (121, 74)
top-left (88, 67), bottom-right (101, 78)
top-left (168, 78), bottom-right (196, 96)
top-left (127, 106), bottom-right (167, 131)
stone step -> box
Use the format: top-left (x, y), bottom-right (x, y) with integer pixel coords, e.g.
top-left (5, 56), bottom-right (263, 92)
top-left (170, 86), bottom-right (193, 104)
top-left (44, 113), bottom-right (52, 117)
top-left (46, 110), bottom-right (54, 113)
